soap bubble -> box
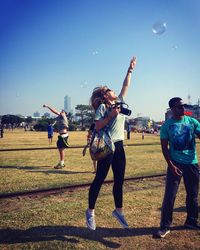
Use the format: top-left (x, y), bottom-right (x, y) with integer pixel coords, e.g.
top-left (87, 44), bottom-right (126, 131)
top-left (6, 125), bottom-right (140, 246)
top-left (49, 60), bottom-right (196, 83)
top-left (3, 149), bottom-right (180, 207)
top-left (152, 21), bottom-right (167, 35)
top-left (172, 45), bottom-right (178, 50)
top-left (92, 50), bottom-right (98, 55)
top-left (80, 81), bottom-right (88, 88)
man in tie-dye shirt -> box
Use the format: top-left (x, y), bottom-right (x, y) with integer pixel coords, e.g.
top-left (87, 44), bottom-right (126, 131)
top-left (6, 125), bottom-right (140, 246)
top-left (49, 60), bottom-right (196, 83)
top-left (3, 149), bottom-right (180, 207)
top-left (156, 97), bottom-right (200, 238)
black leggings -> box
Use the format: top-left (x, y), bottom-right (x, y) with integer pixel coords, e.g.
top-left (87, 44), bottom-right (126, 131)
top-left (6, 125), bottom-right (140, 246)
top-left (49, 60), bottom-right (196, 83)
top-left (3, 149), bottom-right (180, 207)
top-left (88, 141), bottom-right (126, 209)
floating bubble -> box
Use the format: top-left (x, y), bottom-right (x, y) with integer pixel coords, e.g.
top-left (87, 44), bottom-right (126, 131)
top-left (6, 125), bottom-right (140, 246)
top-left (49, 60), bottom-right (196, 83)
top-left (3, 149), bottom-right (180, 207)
top-left (152, 21), bottom-right (167, 35)
top-left (172, 45), bottom-right (178, 50)
top-left (80, 81), bottom-right (89, 88)
top-left (92, 50), bottom-right (98, 55)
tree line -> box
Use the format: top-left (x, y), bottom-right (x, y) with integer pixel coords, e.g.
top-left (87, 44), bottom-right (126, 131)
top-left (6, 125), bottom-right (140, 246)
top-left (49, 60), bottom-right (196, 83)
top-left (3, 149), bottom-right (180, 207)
top-left (0, 104), bottom-right (94, 131)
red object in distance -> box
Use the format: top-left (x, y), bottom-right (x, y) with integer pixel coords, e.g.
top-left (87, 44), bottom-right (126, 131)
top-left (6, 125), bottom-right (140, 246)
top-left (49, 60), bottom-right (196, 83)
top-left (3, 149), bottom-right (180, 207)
top-left (184, 111), bottom-right (193, 116)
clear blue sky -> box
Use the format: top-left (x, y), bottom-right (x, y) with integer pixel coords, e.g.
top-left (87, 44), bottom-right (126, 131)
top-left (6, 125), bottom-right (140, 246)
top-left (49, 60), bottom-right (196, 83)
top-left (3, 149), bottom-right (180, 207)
top-left (0, 0), bottom-right (200, 121)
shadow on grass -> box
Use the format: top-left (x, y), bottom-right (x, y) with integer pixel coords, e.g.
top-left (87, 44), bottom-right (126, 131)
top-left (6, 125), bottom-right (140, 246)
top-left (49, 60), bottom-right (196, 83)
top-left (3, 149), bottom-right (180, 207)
top-left (0, 165), bottom-right (91, 174)
top-left (157, 206), bottom-right (200, 213)
top-left (28, 169), bottom-right (92, 174)
top-left (0, 225), bottom-right (159, 248)
top-left (174, 206), bottom-right (200, 213)
top-left (173, 206), bottom-right (187, 212)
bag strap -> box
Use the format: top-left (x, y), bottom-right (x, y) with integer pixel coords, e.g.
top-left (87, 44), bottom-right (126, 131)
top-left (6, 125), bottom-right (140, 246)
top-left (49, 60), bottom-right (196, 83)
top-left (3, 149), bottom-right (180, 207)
top-left (82, 124), bottom-right (96, 156)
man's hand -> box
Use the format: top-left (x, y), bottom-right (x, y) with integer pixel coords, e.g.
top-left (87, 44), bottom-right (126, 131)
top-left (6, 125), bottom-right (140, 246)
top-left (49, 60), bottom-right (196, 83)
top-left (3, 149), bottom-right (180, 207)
top-left (170, 163), bottom-right (182, 177)
top-left (160, 139), bottom-right (182, 177)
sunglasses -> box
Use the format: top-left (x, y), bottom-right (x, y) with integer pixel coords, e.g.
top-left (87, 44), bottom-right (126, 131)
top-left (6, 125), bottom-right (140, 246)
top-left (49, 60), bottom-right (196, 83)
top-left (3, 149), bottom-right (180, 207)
top-left (174, 104), bottom-right (186, 109)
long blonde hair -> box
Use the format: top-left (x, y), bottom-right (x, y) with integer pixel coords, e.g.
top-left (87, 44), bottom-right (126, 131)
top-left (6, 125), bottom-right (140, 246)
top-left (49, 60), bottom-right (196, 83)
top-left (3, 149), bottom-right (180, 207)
top-left (90, 86), bottom-right (109, 111)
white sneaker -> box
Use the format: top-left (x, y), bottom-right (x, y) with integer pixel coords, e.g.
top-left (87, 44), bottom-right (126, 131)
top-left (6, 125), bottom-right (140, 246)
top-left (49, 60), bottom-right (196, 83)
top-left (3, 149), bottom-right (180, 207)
top-left (54, 162), bottom-right (65, 169)
top-left (86, 209), bottom-right (96, 230)
top-left (156, 228), bottom-right (170, 238)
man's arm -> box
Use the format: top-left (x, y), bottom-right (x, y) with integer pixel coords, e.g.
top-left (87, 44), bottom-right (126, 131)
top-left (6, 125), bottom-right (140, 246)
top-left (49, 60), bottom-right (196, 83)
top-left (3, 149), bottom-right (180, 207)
top-left (43, 104), bottom-right (60, 116)
top-left (194, 118), bottom-right (200, 139)
top-left (161, 138), bottom-right (182, 176)
top-left (119, 56), bottom-right (137, 98)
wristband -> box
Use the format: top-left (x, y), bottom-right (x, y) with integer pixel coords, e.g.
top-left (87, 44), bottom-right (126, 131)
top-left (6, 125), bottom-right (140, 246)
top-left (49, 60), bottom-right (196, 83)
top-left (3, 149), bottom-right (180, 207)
top-left (128, 69), bottom-right (132, 74)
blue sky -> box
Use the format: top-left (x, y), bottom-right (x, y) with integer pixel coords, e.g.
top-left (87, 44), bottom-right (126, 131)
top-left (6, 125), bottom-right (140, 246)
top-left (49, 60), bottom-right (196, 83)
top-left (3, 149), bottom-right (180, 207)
top-left (0, 0), bottom-right (200, 121)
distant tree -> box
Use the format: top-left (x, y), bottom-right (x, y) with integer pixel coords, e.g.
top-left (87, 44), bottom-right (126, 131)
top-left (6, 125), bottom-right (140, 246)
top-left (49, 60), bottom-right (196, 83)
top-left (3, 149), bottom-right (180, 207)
top-left (34, 117), bottom-right (55, 131)
top-left (68, 121), bottom-right (78, 131)
top-left (66, 112), bottom-right (78, 131)
top-left (75, 104), bottom-right (94, 130)
top-left (34, 120), bottom-right (48, 131)
top-left (1, 115), bottom-right (24, 127)
top-left (43, 112), bottom-right (50, 118)
top-left (67, 112), bottom-right (73, 122)
top-left (25, 116), bottom-right (33, 124)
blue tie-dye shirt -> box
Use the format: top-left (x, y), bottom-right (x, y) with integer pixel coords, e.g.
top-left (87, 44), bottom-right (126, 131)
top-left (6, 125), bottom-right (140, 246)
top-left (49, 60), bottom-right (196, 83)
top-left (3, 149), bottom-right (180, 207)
top-left (160, 116), bottom-right (200, 164)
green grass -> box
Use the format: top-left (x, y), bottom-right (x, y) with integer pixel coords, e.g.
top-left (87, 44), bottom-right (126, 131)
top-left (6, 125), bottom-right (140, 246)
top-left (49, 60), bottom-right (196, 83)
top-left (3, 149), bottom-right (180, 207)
top-left (0, 129), bottom-right (199, 194)
top-left (0, 129), bottom-right (169, 194)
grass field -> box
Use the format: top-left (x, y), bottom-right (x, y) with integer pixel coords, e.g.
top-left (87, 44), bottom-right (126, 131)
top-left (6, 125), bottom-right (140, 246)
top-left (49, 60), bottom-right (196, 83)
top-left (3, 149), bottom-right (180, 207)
top-left (0, 129), bottom-right (167, 194)
top-left (0, 129), bottom-right (200, 249)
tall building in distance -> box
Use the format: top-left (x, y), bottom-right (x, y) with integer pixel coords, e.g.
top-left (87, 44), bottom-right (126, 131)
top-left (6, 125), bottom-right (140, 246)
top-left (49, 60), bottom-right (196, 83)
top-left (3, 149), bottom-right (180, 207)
top-left (64, 95), bottom-right (72, 114)
top-left (33, 111), bottom-right (40, 118)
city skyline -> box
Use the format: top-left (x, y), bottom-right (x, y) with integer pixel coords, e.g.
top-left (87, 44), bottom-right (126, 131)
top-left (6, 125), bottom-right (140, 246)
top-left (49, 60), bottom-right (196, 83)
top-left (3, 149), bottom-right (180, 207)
top-left (64, 95), bottom-right (72, 114)
top-left (11, 94), bottom-right (200, 122)
top-left (0, 0), bottom-right (200, 121)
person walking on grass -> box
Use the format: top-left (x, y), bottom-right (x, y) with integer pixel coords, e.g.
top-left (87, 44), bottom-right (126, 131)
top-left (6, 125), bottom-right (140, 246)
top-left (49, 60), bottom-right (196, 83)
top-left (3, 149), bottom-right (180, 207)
top-left (47, 121), bottom-right (54, 145)
top-left (126, 122), bottom-right (131, 140)
top-left (43, 104), bottom-right (70, 169)
top-left (0, 124), bottom-right (4, 138)
top-left (142, 130), bottom-right (145, 140)
top-left (156, 97), bottom-right (200, 238)
top-left (85, 56), bottom-right (137, 230)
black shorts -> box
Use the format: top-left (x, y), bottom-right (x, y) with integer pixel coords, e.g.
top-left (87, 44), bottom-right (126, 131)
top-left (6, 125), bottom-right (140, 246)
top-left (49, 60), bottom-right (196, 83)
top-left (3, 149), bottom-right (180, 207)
top-left (57, 135), bottom-right (70, 149)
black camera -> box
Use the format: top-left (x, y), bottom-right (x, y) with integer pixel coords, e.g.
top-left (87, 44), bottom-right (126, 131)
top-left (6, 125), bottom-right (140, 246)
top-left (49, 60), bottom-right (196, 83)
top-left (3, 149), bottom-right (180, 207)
top-left (112, 102), bottom-right (132, 116)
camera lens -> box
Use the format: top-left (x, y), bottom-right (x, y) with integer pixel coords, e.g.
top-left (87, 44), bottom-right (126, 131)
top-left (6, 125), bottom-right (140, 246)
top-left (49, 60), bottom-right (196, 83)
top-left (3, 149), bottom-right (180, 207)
top-left (120, 107), bottom-right (132, 116)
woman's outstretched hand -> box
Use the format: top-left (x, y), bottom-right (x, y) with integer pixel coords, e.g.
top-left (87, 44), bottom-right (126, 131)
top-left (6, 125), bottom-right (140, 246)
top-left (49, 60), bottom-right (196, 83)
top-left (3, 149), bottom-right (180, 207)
top-left (129, 56), bottom-right (137, 71)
